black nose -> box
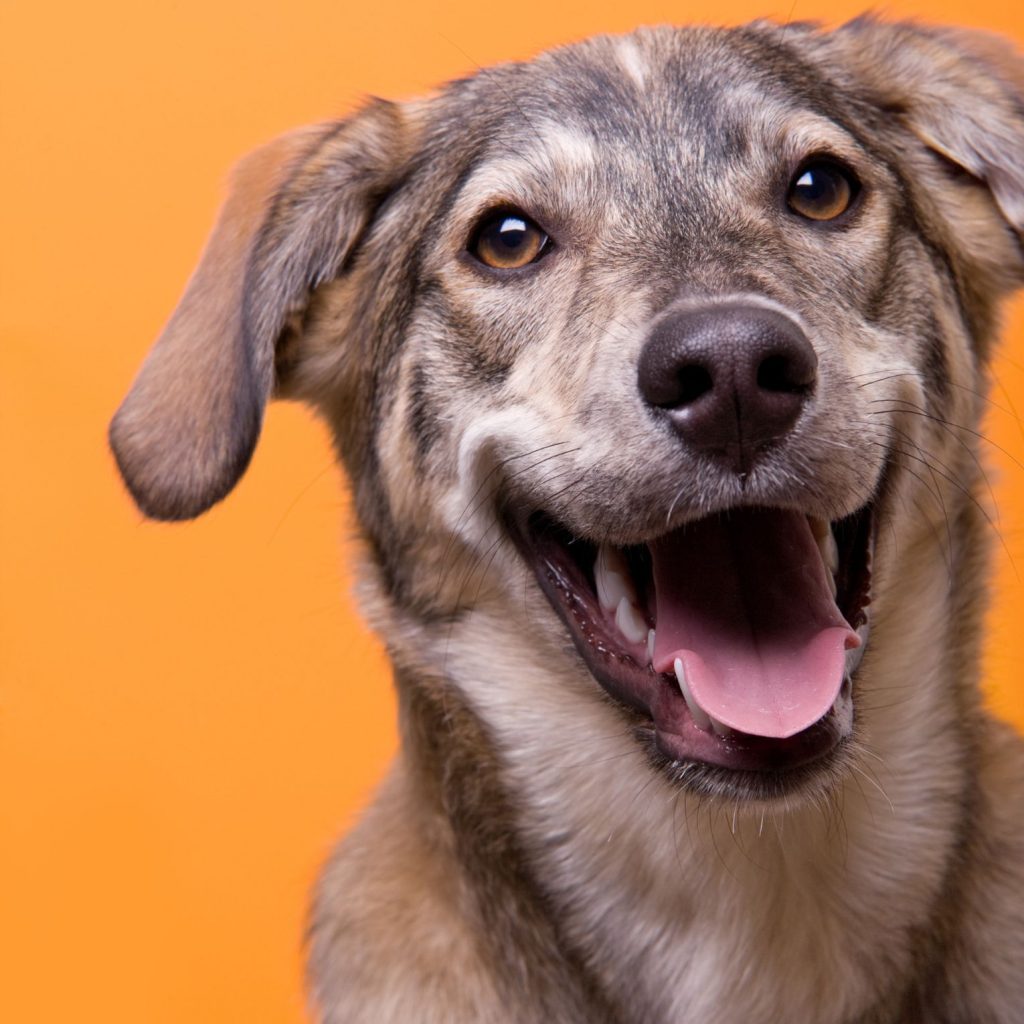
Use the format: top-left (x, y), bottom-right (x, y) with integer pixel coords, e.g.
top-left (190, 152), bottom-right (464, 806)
top-left (637, 304), bottom-right (817, 474)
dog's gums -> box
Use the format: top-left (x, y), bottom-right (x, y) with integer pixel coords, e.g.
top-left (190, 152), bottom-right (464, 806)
top-left (513, 506), bottom-right (873, 776)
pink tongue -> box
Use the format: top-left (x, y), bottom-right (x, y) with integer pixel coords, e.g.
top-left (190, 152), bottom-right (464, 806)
top-left (651, 509), bottom-right (859, 739)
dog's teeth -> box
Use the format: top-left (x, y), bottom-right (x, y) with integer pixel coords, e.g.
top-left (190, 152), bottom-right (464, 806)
top-left (808, 515), bottom-right (830, 540)
top-left (809, 516), bottom-right (839, 577)
top-left (674, 658), bottom-right (711, 731)
top-left (647, 628), bottom-right (656, 664)
top-left (615, 597), bottom-right (648, 645)
top-left (595, 545), bottom-right (636, 611)
top-left (826, 572), bottom-right (838, 598)
top-left (823, 531), bottom-right (839, 577)
top-left (709, 716), bottom-right (732, 737)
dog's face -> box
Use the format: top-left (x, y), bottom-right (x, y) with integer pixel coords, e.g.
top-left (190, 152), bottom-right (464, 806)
top-left (111, 20), bottom-right (1024, 802)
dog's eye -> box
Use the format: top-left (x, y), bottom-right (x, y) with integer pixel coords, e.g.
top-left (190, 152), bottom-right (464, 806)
top-left (787, 161), bottom-right (859, 221)
top-left (469, 211), bottom-right (549, 269)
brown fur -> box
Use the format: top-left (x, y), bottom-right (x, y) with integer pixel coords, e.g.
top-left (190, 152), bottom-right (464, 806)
top-left (111, 18), bottom-right (1024, 1022)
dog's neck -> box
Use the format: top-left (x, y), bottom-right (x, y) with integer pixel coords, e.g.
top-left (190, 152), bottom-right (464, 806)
top-left (391, 502), bottom-right (987, 1024)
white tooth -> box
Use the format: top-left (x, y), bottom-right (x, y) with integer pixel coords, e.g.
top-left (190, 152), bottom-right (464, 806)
top-left (709, 716), bottom-right (732, 737)
top-left (823, 530), bottom-right (839, 577)
top-left (806, 516), bottom-right (839, 581)
top-left (674, 658), bottom-right (711, 731)
top-left (647, 628), bottom-right (656, 664)
top-left (827, 572), bottom-right (838, 598)
top-left (810, 516), bottom-right (839, 577)
top-left (615, 597), bottom-right (648, 645)
top-left (595, 545), bottom-right (636, 611)
top-left (808, 515), bottom-right (830, 541)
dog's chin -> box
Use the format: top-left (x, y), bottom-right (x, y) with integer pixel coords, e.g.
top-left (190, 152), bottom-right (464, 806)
top-left (507, 502), bottom-right (874, 800)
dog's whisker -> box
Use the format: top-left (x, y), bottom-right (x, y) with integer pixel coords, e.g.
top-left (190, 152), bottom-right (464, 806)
top-left (891, 412), bottom-right (1003, 525)
top-left (857, 367), bottom-right (1024, 424)
top-left (433, 441), bottom-right (579, 606)
top-left (885, 430), bottom-right (958, 579)
top-left (870, 398), bottom-right (1024, 475)
top-left (877, 439), bottom-right (1019, 581)
top-left (849, 764), bottom-right (896, 818)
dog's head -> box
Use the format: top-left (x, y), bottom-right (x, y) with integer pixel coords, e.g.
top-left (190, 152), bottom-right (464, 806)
top-left (111, 19), bottom-right (1024, 801)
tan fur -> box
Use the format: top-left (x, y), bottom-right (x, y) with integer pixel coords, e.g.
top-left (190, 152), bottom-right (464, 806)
top-left (109, 126), bottom-right (323, 518)
top-left (111, 18), bottom-right (1024, 1023)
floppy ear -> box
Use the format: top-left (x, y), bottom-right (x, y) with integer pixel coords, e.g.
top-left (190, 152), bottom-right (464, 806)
top-left (826, 18), bottom-right (1024, 237)
top-left (110, 100), bottom-right (409, 521)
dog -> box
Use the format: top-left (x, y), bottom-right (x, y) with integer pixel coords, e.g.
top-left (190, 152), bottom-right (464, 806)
top-left (110, 16), bottom-right (1024, 1022)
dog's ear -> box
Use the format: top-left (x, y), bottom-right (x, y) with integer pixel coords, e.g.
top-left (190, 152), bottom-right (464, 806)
top-left (824, 18), bottom-right (1024, 237)
top-left (110, 100), bottom-right (410, 521)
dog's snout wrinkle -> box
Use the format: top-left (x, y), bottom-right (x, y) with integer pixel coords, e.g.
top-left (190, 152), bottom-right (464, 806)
top-left (638, 305), bottom-right (817, 474)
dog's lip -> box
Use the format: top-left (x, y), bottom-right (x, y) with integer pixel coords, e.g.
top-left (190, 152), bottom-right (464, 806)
top-left (506, 503), bottom-right (873, 779)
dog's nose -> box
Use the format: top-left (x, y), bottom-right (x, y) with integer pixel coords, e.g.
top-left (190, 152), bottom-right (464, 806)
top-left (637, 304), bottom-right (817, 473)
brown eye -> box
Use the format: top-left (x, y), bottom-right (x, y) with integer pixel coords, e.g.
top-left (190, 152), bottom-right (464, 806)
top-left (787, 161), bottom-right (859, 221)
top-left (470, 210), bottom-right (549, 269)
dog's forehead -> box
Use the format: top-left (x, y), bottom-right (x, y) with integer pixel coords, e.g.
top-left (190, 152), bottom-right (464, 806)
top-left (424, 25), bottom-right (856, 225)
top-left (443, 27), bottom-right (832, 163)
top-left (537, 29), bottom-right (799, 127)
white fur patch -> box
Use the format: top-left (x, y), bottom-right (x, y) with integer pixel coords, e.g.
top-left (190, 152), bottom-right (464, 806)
top-left (616, 37), bottom-right (650, 88)
top-left (539, 127), bottom-right (598, 170)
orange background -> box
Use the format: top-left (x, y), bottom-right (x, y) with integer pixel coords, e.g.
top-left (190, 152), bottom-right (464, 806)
top-left (3, 1), bottom-right (1023, 1020)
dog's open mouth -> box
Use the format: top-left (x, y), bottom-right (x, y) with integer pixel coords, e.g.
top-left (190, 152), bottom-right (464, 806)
top-left (512, 506), bottom-right (873, 775)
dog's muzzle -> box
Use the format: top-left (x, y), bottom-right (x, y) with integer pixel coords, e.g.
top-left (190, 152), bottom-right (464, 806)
top-left (505, 303), bottom-right (877, 781)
